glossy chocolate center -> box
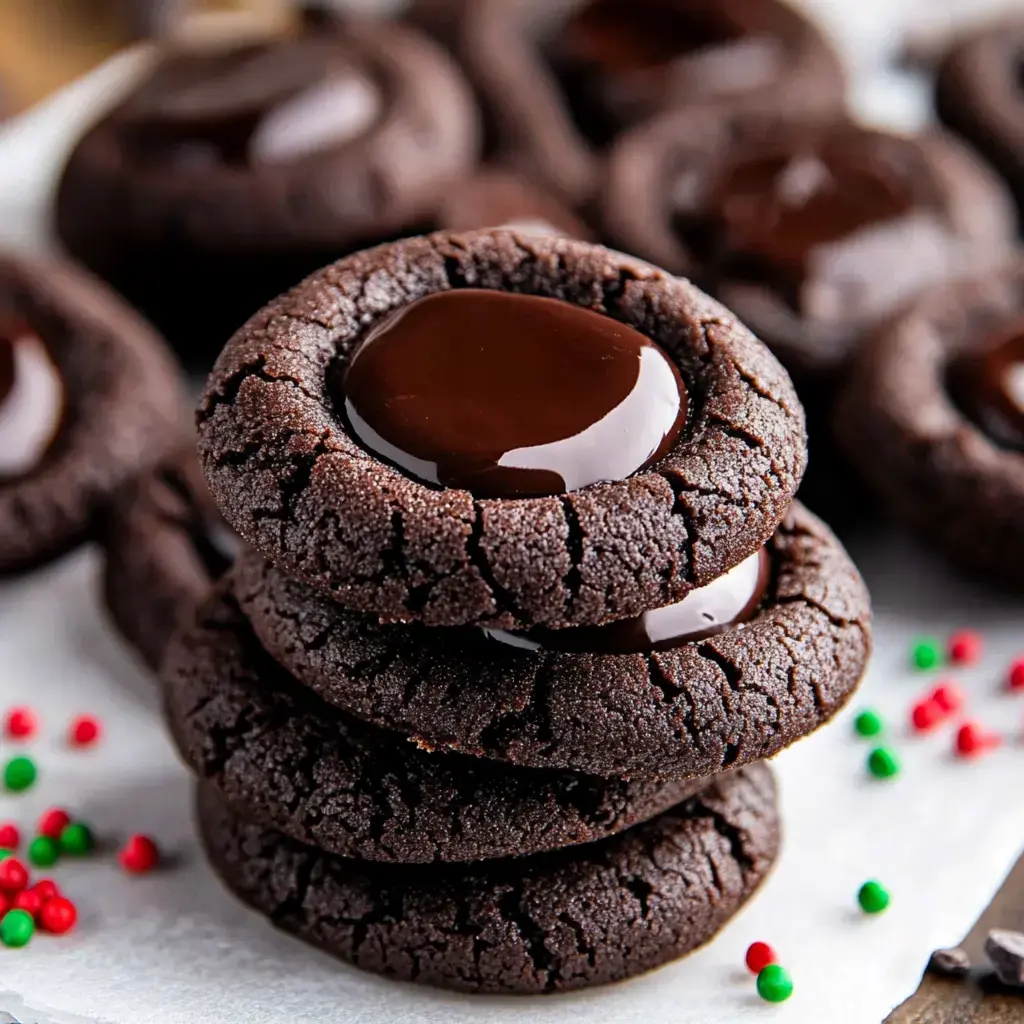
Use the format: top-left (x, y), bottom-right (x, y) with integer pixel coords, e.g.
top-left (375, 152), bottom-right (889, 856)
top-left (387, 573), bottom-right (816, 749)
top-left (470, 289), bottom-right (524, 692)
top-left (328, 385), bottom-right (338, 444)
top-left (340, 289), bottom-right (687, 498)
top-left (949, 317), bottom-right (1024, 451)
top-left (484, 546), bottom-right (770, 653)
top-left (126, 37), bottom-right (381, 167)
top-left (553, 0), bottom-right (776, 144)
top-left (674, 132), bottom-right (925, 315)
top-left (0, 322), bottom-right (64, 481)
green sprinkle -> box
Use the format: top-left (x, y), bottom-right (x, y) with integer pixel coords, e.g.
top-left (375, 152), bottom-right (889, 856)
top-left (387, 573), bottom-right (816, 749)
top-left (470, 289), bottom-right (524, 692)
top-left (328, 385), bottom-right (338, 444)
top-left (0, 848), bottom-right (12, 861)
top-left (0, 908), bottom-right (35, 947)
top-left (912, 638), bottom-right (943, 671)
top-left (28, 835), bottom-right (60, 868)
top-left (868, 746), bottom-right (900, 779)
top-left (757, 964), bottom-right (794, 1003)
top-left (854, 709), bottom-right (884, 738)
top-left (59, 821), bottom-right (95, 857)
top-left (858, 880), bottom-right (891, 914)
top-left (3, 755), bottom-right (36, 792)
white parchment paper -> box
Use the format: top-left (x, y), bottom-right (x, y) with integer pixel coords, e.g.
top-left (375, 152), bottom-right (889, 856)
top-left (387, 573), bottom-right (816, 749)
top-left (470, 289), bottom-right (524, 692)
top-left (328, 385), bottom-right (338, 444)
top-left (1, 2), bottom-right (1023, 1021)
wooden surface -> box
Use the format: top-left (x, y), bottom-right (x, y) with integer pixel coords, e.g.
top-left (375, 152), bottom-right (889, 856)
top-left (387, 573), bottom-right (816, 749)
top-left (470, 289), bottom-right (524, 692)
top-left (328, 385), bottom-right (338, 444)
top-left (887, 852), bottom-right (1024, 1023)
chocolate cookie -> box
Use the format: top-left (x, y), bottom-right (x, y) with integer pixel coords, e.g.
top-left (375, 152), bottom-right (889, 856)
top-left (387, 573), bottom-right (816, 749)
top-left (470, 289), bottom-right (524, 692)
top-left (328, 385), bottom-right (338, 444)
top-left (198, 229), bottom-right (806, 631)
top-left (56, 12), bottom-right (480, 361)
top-left (435, 167), bottom-right (593, 238)
top-left (234, 500), bottom-right (869, 780)
top-left (196, 761), bottom-right (779, 993)
top-left (602, 111), bottom-right (1016, 381)
top-left (102, 447), bottom-right (240, 670)
top-left (165, 581), bottom-right (712, 862)
top-left (449, 0), bottom-right (845, 206)
top-left (835, 262), bottom-right (1024, 591)
top-left (0, 254), bottom-right (184, 575)
top-left (935, 20), bottom-right (1024, 224)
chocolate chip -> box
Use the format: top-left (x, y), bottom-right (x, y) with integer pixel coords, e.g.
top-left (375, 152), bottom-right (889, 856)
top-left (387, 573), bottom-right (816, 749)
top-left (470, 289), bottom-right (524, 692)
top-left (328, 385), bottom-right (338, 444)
top-left (926, 946), bottom-right (971, 979)
top-left (985, 929), bottom-right (1024, 987)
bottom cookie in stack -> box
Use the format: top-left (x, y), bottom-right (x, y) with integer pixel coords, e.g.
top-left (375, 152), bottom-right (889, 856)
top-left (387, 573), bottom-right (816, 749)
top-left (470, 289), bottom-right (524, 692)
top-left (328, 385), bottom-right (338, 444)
top-left (162, 581), bottom-right (780, 993)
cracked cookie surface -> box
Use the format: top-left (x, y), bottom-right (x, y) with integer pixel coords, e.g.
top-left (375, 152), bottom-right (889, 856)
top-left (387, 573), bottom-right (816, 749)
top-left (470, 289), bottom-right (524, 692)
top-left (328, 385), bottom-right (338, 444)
top-left (0, 254), bottom-right (185, 574)
top-left (199, 229), bottom-right (806, 630)
top-left (164, 582), bottom-right (711, 862)
top-left (196, 761), bottom-right (779, 993)
top-left (235, 500), bottom-right (870, 779)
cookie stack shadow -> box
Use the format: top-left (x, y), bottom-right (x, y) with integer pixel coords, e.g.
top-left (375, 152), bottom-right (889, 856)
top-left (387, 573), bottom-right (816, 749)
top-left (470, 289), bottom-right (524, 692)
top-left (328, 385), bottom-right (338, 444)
top-left (161, 230), bottom-right (872, 995)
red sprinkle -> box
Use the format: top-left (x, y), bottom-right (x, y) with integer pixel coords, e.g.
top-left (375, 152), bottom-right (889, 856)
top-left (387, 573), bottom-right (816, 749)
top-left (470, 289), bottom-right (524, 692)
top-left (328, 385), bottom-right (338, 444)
top-left (911, 698), bottom-right (943, 732)
top-left (37, 809), bottom-right (71, 841)
top-left (0, 857), bottom-right (29, 893)
top-left (0, 892), bottom-right (8, 917)
top-left (69, 715), bottom-right (101, 747)
top-left (13, 887), bottom-right (43, 919)
top-left (955, 721), bottom-right (1002, 759)
top-left (118, 834), bottom-right (159, 874)
top-left (40, 896), bottom-right (77, 935)
top-left (931, 682), bottom-right (965, 716)
top-left (1008, 659), bottom-right (1024, 692)
top-left (948, 631), bottom-right (983, 665)
top-left (31, 878), bottom-right (59, 902)
top-left (4, 707), bottom-right (37, 740)
top-left (0, 823), bottom-right (20, 850)
top-left (746, 941), bottom-right (777, 974)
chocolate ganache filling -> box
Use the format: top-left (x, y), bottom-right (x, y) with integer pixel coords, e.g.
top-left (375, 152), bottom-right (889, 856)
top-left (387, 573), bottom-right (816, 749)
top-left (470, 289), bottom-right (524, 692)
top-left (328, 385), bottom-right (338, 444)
top-left (552, 0), bottom-right (779, 145)
top-left (949, 316), bottom-right (1024, 451)
top-left (340, 289), bottom-right (687, 499)
top-left (484, 546), bottom-right (771, 653)
top-left (672, 128), bottom-right (946, 322)
top-left (122, 35), bottom-right (382, 168)
top-left (0, 321), bottom-right (64, 481)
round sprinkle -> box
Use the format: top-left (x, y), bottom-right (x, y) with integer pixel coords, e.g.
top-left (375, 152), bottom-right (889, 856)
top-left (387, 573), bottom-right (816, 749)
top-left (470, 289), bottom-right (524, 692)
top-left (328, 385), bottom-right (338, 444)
top-left (12, 887), bottom-right (42, 920)
top-left (930, 682), bottom-right (964, 716)
top-left (948, 630), bottom-right (982, 665)
top-left (59, 822), bottom-right (95, 857)
top-left (4, 707), bottom-right (37, 740)
top-left (955, 721), bottom-right (1001, 759)
top-left (757, 964), bottom-right (794, 1003)
top-left (31, 879), bottom-right (59, 903)
top-left (0, 849), bottom-right (12, 861)
top-left (37, 809), bottom-right (71, 841)
top-left (1008, 658), bottom-right (1024, 692)
top-left (854, 709), bottom-right (883, 738)
top-left (745, 941), bottom-right (777, 974)
top-left (858, 880), bottom-right (891, 914)
top-left (0, 823), bottom-right (20, 850)
top-left (118, 834), bottom-right (160, 874)
top-left (68, 714), bottom-right (101, 747)
top-left (27, 836), bottom-right (59, 868)
top-left (0, 857), bottom-right (28, 893)
top-left (911, 699), bottom-right (942, 733)
top-left (0, 908), bottom-right (35, 947)
top-left (3, 755), bottom-right (37, 793)
top-left (867, 746), bottom-right (900, 779)
top-left (40, 895), bottom-right (77, 935)
top-left (911, 638), bottom-right (943, 671)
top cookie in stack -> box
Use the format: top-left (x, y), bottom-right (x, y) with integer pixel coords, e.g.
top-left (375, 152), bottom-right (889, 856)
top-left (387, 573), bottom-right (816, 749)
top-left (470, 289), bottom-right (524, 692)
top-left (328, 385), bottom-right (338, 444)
top-left (163, 228), bottom-right (871, 993)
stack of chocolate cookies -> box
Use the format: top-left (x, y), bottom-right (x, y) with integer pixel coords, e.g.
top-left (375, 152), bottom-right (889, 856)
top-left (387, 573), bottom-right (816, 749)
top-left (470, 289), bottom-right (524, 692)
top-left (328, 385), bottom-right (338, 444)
top-left (162, 229), bottom-right (871, 993)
